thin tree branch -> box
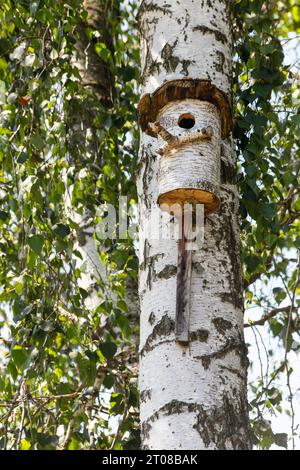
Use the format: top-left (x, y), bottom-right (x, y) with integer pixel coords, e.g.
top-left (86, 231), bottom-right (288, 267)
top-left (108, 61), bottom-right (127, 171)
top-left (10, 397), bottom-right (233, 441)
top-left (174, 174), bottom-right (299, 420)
top-left (244, 305), bottom-right (297, 328)
top-left (283, 250), bottom-right (300, 450)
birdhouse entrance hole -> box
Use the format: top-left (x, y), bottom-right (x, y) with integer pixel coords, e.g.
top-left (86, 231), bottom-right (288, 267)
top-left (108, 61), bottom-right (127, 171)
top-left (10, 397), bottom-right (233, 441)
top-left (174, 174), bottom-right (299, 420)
top-left (178, 113), bottom-right (195, 129)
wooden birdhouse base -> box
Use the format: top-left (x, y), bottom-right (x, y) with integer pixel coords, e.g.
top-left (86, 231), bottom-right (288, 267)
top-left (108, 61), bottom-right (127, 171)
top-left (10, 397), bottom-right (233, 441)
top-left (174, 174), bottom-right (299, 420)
top-left (158, 188), bottom-right (220, 216)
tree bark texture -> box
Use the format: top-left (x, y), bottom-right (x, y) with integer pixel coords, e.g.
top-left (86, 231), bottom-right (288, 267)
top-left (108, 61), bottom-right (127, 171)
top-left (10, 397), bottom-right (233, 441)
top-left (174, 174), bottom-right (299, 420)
top-left (138, 0), bottom-right (252, 450)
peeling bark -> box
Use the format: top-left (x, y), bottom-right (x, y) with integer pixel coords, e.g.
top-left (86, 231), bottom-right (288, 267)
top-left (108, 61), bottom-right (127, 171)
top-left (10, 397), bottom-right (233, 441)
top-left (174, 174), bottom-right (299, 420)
top-left (138, 0), bottom-right (251, 450)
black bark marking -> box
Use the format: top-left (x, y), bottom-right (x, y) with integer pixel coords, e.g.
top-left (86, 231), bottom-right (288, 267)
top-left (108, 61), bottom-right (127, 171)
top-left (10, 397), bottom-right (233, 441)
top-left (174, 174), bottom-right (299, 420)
top-left (219, 292), bottom-right (234, 303)
top-left (194, 394), bottom-right (252, 449)
top-left (192, 261), bottom-right (204, 275)
top-left (142, 400), bottom-right (200, 442)
top-left (138, 144), bottom-right (155, 209)
top-left (181, 59), bottom-right (194, 76)
top-left (142, 396), bottom-right (252, 449)
top-left (137, 1), bottom-right (172, 22)
top-left (221, 158), bottom-right (237, 184)
top-left (140, 249), bottom-right (164, 272)
top-left (156, 264), bottom-right (177, 280)
top-left (141, 46), bottom-right (160, 85)
top-left (193, 25), bottom-right (228, 45)
top-left (219, 365), bottom-right (245, 381)
top-left (213, 317), bottom-right (233, 334)
top-left (148, 312), bottom-right (156, 325)
top-left (196, 335), bottom-right (248, 370)
top-left (140, 314), bottom-right (175, 357)
top-left (140, 389), bottom-right (152, 403)
top-left (161, 41), bottom-right (180, 73)
top-left (146, 257), bottom-right (155, 290)
top-left (214, 50), bottom-right (225, 73)
top-left (190, 329), bottom-right (209, 342)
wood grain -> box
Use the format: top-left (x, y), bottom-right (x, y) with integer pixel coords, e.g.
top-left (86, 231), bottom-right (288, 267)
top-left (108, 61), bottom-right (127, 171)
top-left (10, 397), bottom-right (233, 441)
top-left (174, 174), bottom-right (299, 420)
top-left (176, 209), bottom-right (193, 344)
top-left (158, 188), bottom-right (219, 216)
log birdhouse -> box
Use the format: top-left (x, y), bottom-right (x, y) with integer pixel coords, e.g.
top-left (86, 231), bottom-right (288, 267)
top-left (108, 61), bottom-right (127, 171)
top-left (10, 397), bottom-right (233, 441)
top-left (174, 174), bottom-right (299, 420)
top-left (138, 79), bottom-right (232, 344)
top-left (138, 79), bottom-right (232, 215)
top-left (154, 100), bottom-right (221, 215)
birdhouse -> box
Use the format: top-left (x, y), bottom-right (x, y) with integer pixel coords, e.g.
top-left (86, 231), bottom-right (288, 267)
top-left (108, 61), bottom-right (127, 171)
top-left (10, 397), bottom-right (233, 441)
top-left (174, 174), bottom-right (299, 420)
top-left (138, 79), bottom-right (233, 343)
top-left (138, 79), bottom-right (232, 216)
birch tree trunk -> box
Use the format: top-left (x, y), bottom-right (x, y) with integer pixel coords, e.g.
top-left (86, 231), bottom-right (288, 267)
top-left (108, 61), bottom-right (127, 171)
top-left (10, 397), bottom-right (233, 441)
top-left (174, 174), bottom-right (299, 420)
top-left (137, 0), bottom-right (252, 450)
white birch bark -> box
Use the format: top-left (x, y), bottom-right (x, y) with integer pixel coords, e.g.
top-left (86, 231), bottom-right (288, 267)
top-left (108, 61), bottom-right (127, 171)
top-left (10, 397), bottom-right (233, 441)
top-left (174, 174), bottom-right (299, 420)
top-left (138, 0), bottom-right (252, 450)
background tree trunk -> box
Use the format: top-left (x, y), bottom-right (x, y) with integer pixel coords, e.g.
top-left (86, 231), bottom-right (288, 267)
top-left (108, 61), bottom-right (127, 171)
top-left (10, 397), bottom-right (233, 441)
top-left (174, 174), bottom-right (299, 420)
top-left (69, 0), bottom-right (139, 322)
top-left (138, 0), bottom-right (252, 450)
top-left (67, 0), bottom-right (114, 307)
top-left (63, 0), bottom-right (139, 447)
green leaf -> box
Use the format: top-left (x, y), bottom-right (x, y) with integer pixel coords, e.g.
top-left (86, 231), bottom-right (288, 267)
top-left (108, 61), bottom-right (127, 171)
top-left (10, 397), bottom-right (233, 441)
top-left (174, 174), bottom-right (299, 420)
top-left (117, 300), bottom-right (128, 312)
top-left (7, 361), bottom-right (18, 381)
top-left (270, 319), bottom-right (284, 336)
top-left (103, 374), bottom-right (114, 389)
top-left (11, 346), bottom-right (28, 369)
top-left (0, 58), bottom-right (8, 71)
top-left (260, 203), bottom-right (276, 220)
top-left (128, 386), bottom-right (139, 407)
top-left (13, 275), bottom-right (24, 295)
top-left (99, 341), bottom-right (117, 359)
top-left (95, 42), bottom-right (111, 62)
top-left (291, 114), bottom-right (300, 125)
top-left (28, 234), bottom-right (44, 256)
top-left (20, 439), bottom-right (31, 450)
top-left (37, 433), bottom-right (59, 448)
top-left (52, 223), bottom-right (70, 238)
top-left (0, 210), bottom-right (9, 221)
top-left (68, 437), bottom-right (80, 450)
top-left (110, 393), bottom-right (124, 415)
top-left (261, 432), bottom-right (274, 450)
top-left (245, 164), bottom-right (257, 178)
top-left (78, 358), bottom-right (97, 386)
top-left (17, 152), bottom-right (28, 163)
top-left (245, 255), bottom-right (261, 272)
top-left (273, 287), bottom-right (286, 304)
top-left (39, 320), bottom-right (55, 332)
top-left (116, 314), bottom-right (131, 338)
top-left (253, 83), bottom-right (272, 99)
top-left (119, 65), bottom-right (136, 82)
top-left (274, 433), bottom-right (288, 449)
top-left (31, 133), bottom-right (44, 150)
